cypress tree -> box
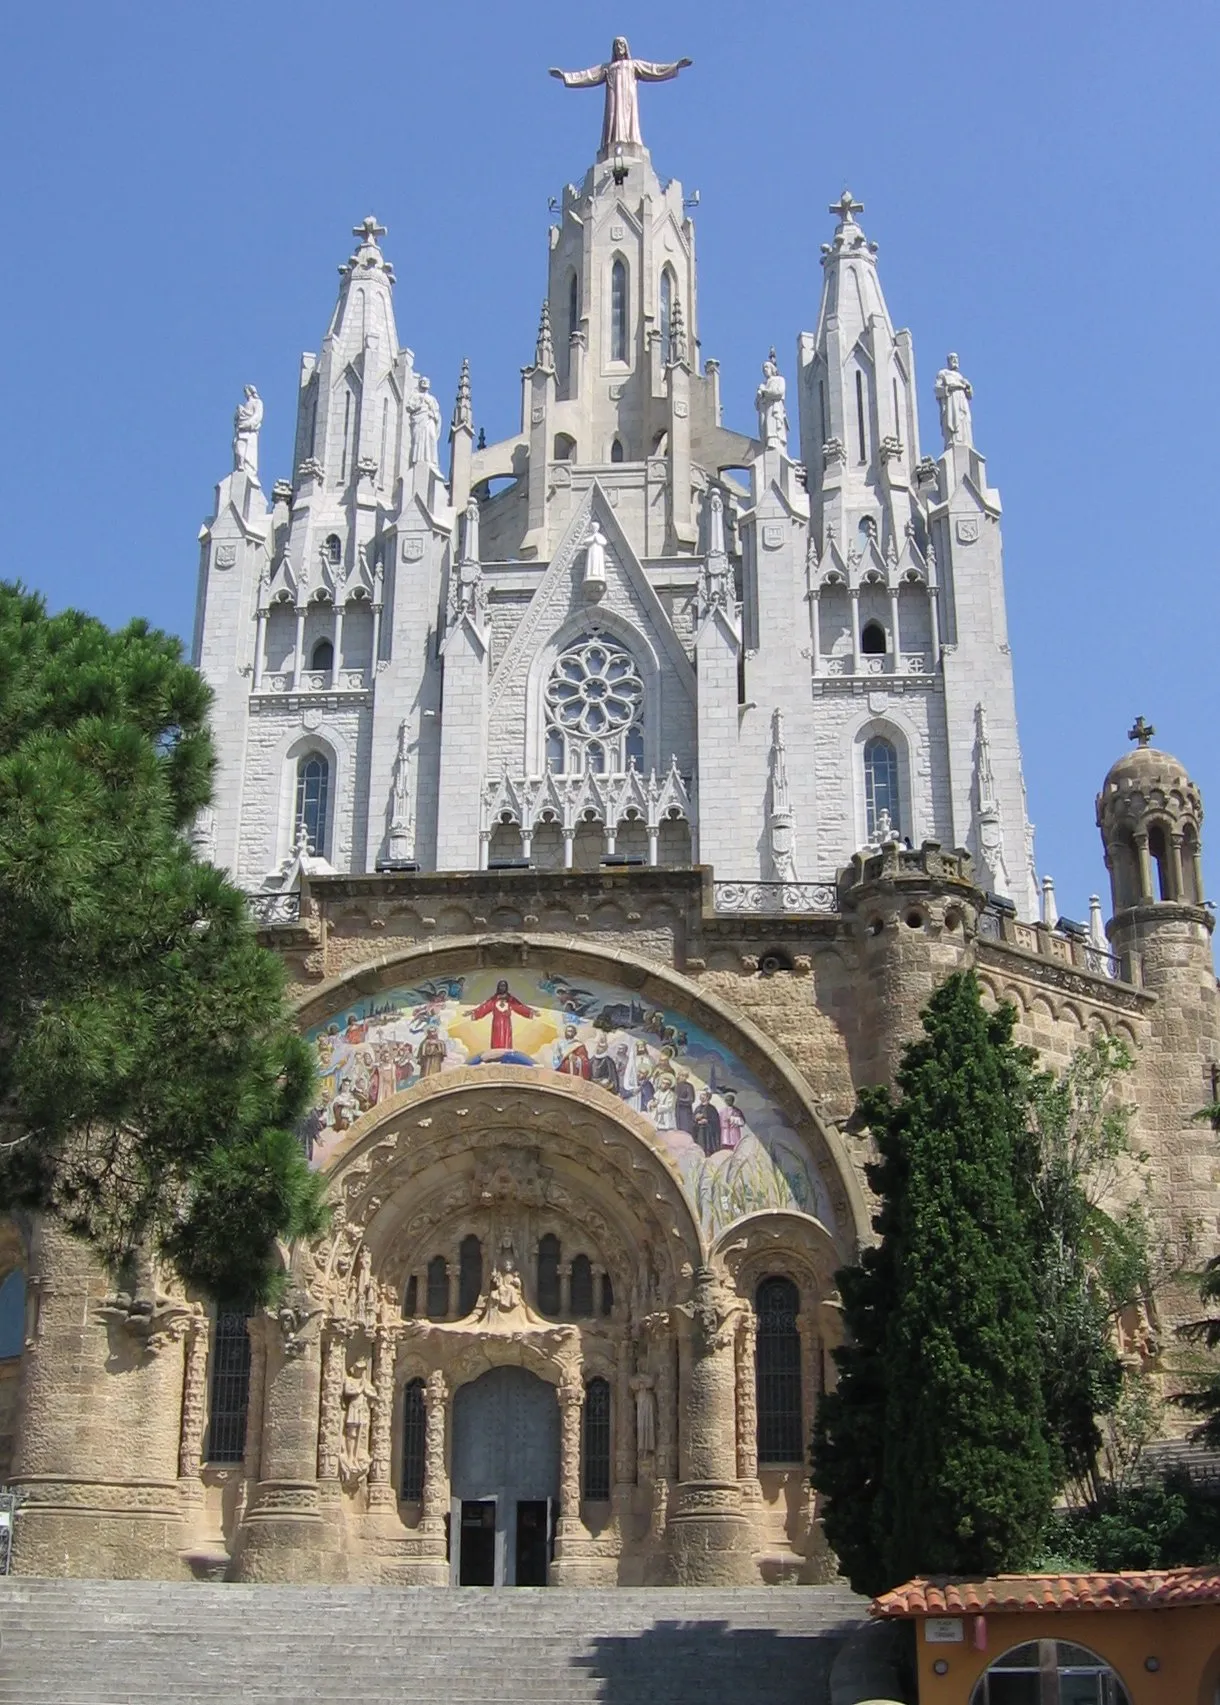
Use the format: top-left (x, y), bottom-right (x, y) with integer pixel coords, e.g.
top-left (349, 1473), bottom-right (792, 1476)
top-left (813, 971), bottom-right (1054, 1593)
top-left (0, 584), bottom-right (325, 1303)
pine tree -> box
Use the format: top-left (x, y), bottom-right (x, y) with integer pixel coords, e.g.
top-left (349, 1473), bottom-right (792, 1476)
top-left (0, 584), bottom-right (325, 1303)
top-left (813, 971), bottom-right (1055, 1593)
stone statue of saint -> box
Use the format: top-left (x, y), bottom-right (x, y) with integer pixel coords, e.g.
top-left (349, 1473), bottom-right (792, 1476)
top-left (630, 1374), bottom-right (657, 1455)
top-left (550, 38), bottom-right (692, 155)
top-left (935, 352), bottom-right (974, 449)
top-left (406, 377), bottom-right (442, 468)
top-left (232, 385), bottom-right (263, 478)
top-left (339, 1357), bottom-right (377, 1484)
top-left (755, 351), bottom-right (788, 452)
top-left (583, 524), bottom-right (608, 595)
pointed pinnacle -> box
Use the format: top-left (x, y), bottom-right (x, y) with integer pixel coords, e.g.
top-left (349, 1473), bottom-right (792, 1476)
top-left (451, 356), bottom-right (473, 437)
top-left (535, 299), bottom-right (555, 370)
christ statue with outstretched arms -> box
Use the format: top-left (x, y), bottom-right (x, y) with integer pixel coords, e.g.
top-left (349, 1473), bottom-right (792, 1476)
top-left (550, 37), bottom-right (692, 155)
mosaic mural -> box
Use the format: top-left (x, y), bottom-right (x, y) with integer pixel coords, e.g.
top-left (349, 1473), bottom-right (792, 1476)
top-left (302, 969), bottom-right (833, 1238)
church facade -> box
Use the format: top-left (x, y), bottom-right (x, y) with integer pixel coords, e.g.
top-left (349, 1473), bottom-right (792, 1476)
top-left (2, 46), bottom-right (1217, 1588)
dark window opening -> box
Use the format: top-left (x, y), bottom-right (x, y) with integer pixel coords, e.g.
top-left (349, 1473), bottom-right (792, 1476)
top-left (755, 1276), bottom-right (803, 1463)
top-left (855, 369), bottom-right (867, 463)
top-left (567, 271), bottom-right (579, 349)
top-left (404, 1275), bottom-right (418, 1317)
top-left (326, 534), bottom-right (342, 566)
top-left (582, 1377), bottom-right (611, 1500)
top-left (611, 258), bottom-right (628, 362)
top-left (537, 1234), bottom-right (561, 1316)
top-left (458, 1235), bottom-right (483, 1317)
top-left (426, 1255), bottom-right (449, 1320)
top-left (310, 638), bottom-right (334, 673)
top-left (205, 1312), bottom-right (251, 1464)
top-left (600, 1272), bottom-right (614, 1316)
top-left (861, 621), bottom-right (887, 655)
top-left (610, 438), bottom-right (625, 464)
top-left (1147, 822), bottom-right (1173, 901)
top-left (570, 1254), bottom-right (594, 1317)
top-left (401, 1377), bottom-right (426, 1500)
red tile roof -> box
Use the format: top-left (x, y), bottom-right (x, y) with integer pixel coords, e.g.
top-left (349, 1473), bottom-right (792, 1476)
top-left (873, 1569), bottom-right (1220, 1617)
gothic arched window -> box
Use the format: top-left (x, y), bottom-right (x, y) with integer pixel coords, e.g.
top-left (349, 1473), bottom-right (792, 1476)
top-left (861, 621), bottom-right (887, 655)
top-left (295, 752), bottom-right (330, 857)
top-left (855, 369), bottom-right (868, 463)
top-left (755, 1276), bottom-right (803, 1464)
top-left (570, 1254), bottom-right (594, 1317)
top-left (400, 1377), bottom-right (426, 1501)
top-left (610, 438), bottom-right (625, 463)
top-left (544, 636), bottom-right (644, 776)
top-left (660, 267), bottom-right (674, 365)
top-left (600, 1273), bottom-right (614, 1317)
top-left (404, 1275), bottom-right (418, 1318)
top-left (326, 533), bottom-right (342, 566)
top-left (1147, 822), bottom-right (1173, 901)
top-left (582, 1377), bottom-right (611, 1500)
top-left (0, 1270), bottom-right (25, 1359)
top-left (310, 638), bottom-right (334, 673)
top-left (863, 736), bottom-right (900, 840)
top-left (537, 1234), bottom-right (561, 1316)
top-left (611, 258), bottom-right (628, 362)
top-left (458, 1235), bottom-right (483, 1317)
top-left (205, 1312), bottom-right (251, 1465)
top-left (426, 1255), bottom-right (449, 1320)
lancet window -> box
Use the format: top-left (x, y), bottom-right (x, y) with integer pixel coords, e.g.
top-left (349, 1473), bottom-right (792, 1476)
top-left (458, 1235), bottom-right (483, 1317)
top-left (426, 1255), bottom-right (449, 1320)
top-left (400, 1377), bottom-right (426, 1501)
top-left (544, 637), bottom-right (644, 776)
top-left (569, 1254), bottom-right (594, 1317)
top-left (295, 752), bottom-right (330, 857)
top-left (861, 621), bottom-right (887, 656)
top-left (310, 638), bottom-right (334, 673)
top-left (611, 258), bottom-right (628, 362)
top-left (0, 1269), bottom-right (25, 1360)
top-left (536, 1234), bottom-right (561, 1316)
top-left (863, 736), bottom-right (900, 840)
top-left (582, 1377), bottom-right (611, 1501)
top-left (755, 1277), bottom-right (803, 1464)
top-left (659, 267), bottom-right (675, 365)
top-left (205, 1312), bottom-right (251, 1465)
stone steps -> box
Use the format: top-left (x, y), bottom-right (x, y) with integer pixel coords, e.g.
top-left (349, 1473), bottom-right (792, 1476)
top-left (0, 1580), bottom-right (869, 1705)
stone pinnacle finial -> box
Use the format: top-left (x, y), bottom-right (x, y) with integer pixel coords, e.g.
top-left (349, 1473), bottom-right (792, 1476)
top-left (451, 357), bottom-right (473, 438)
top-left (1128, 715), bottom-right (1156, 748)
top-left (829, 189), bottom-right (865, 226)
top-left (535, 299), bottom-right (555, 370)
top-left (346, 215), bottom-right (394, 281)
top-left (668, 292), bottom-right (687, 366)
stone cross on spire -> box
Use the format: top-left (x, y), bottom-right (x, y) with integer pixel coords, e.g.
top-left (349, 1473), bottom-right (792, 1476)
top-left (1128, 715), bottom-right (1156, 748)
top-left (549, 38), bottom-right (692, 156)
top-left (353, 215), bottom-right (387, 246)
top-left (829, 190), bottom-right (865, 226)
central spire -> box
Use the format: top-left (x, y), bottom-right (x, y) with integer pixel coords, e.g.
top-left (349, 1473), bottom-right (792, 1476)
top-left (549, 38), bottom-right (693, 158)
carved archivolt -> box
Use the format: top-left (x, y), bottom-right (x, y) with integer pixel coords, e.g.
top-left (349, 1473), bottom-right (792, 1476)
top-left (713, 1210), bottom-right (840, 1308)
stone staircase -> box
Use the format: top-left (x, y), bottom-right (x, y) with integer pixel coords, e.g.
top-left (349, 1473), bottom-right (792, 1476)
top-left (0, 1579), bottom-right (869, 1705)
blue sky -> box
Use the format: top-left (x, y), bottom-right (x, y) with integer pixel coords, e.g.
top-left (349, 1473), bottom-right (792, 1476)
top-left (2, 0), bottom-right (1216, 917)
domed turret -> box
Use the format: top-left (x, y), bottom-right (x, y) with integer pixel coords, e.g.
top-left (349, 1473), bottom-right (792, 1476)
top-left (1096, 717), bottom-right (1205, 913)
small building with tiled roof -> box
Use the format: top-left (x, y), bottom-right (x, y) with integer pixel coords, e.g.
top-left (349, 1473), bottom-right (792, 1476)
top-left (872, 1568), bottom-right (1220, 1702)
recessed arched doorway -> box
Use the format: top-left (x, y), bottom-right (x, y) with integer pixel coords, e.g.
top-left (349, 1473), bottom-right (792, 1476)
top-left (451, 1366), bottom-right (559, 1586)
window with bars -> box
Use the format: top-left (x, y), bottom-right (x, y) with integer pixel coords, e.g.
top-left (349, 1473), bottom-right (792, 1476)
top-left (426, 1255), bottom-right (449, 1320)
top-left (755, 1277), bottom-right (803, 1464)
top-left (205, 1312), bottom-right (251, 1465)
top-left (400, 1377), bottom-right (426, 1501)
top-left (537, 1234), bottom-right (561, 1316)
top-left (570, 1254), bottom-right (594, 1317)
top-left (458, 1235), bottom-right (483, 1317)
top-left (582, 1377), bottom-right (611, 1500)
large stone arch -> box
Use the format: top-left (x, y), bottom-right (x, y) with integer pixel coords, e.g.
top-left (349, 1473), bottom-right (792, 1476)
top-left (295, 934), bottom-right (870, 1259)
top-left (309, 1066), bottom-right (705, 1321)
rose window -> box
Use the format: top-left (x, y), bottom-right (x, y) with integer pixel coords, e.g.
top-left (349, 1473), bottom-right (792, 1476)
top-left (544, 638), bottom-right (644, 774)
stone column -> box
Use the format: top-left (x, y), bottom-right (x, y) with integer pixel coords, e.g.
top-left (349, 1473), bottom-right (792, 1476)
top-left (178, 1312), bottom-right (211, 1491)
top-left (10, 1218), bottom-right (188, 1580)
top-left (849, 586), bottom-right (861, 675)
top-left (231, 1295), bottom-right (333, 1583)
top-left (552, 1368), bottom-right (602, 1585)
top-left (666, 1268), bottom-right (754, 1585)
top-left (316, 1320), bottom-right (352, 1482)
top-left (367, 1326), bottom-right (398, 1510)
top-left (243, 1316), bottom-right (268, 1482)
top-left (734, 1310), bottom-right (759, 1488)
top-left (809, 591), bottom-right (821, 677)
top-left (402, 1368), bottom-right (449, 1584)
top-left (614, 1335), bottom-right (636, 1490)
